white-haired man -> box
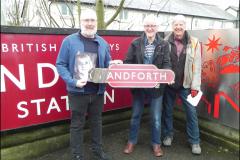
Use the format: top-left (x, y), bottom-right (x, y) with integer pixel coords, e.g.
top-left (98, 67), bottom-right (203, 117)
top-left (162, 14), bottom-right (202, 154)
top-left (56, 9), bottom-right (115, 160)
top-left (123, 14), bottom-right (171, 157)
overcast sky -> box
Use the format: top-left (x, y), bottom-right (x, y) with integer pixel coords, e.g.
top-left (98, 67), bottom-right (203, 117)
top-left (188, 0), bottom-right (239, 9)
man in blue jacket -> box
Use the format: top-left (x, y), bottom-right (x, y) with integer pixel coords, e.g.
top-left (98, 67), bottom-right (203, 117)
top-left (56, 9), bottom-right (114, 160)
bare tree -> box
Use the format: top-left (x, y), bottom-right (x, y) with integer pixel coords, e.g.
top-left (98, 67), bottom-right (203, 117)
top-left (46, 0), bottom-right (125, 29)
top-left (76, 0), bottom-right (81, 27)
top-left (40, 0), bottom-right (60, 27)
top-left (96, 0), bottom-right (125, 29)
top-left (5, 0), bottom-right (36, 26)
top-left (6, 0), bottom-right (24, 26)
top-left (96, 0), bottom-right (105, 29)
top-left (3, 0), bottom-right (125, 29)
top-left (21, 0), bottom-right (29, 25)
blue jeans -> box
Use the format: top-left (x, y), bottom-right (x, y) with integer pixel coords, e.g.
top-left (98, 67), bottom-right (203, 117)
top-left (128, 89), bottom-right (163, 145)
top-left (162, 86), bottom-right (200, 144)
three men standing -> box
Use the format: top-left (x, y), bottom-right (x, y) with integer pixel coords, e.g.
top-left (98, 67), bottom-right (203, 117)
top-left (56, 9), bottom-right (201, 159)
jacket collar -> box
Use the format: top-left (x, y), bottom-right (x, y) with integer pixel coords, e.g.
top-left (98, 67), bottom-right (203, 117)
top-left (78, 30), bottom-right (98, 40)
top-left (140, 32), bottom-right (162, 44)
top-left (168, 31), bottom-right (191, 46)
top-left (139, 32), bottom-right (163, 62)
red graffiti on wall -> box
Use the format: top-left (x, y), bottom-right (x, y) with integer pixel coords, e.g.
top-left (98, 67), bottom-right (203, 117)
top-left (202, 35), bottom-right (239, 88)
top-left (198, 35), bottom-right (239, 119)
top-left (201, 60), bottom-right (219, 87)
top-left (199, 91), bottom-right (239, 119)
top-left (213, 91), bottom-right (240, 118)
top-left (217, 46), bottom-right (239, 74)
top-left (204, 35), bottom-right (222, 54)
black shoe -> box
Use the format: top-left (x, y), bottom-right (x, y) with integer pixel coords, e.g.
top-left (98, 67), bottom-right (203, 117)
top-left (92, 149), bottom-right (111, 160)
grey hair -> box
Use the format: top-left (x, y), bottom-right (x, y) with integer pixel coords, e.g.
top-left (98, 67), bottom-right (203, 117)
top-left (143, 14), bottom-right (159, 26)
top-left (172, 15), bottom-right (186, 24)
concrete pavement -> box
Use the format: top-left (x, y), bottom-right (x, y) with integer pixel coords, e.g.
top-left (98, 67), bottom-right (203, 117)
top-left (34, 122), bottom-right (238, 160)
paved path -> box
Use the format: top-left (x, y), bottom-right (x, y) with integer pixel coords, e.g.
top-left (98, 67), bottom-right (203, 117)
top-left (34, 122), bottom-right (238, 160)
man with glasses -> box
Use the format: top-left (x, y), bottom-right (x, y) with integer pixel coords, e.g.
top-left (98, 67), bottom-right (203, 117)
top-left (123, 14), bottom-right (171, 157)
top-left (56, 9), bottom-right (116, 160)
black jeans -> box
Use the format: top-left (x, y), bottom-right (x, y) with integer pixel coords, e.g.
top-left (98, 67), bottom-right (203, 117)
top-left (68, 93), bottom-right (104, 159)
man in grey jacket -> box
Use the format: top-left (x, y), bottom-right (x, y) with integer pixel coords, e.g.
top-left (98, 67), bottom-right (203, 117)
top-left (162, 15), bottom-right (202, 154)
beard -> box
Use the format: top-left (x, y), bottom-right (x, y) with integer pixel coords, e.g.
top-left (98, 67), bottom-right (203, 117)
top-left (81, 25), bottom-right (97, 38)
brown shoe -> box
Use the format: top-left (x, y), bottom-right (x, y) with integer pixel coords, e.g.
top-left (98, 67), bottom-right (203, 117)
top-left (153, 144), bottom-right (163, 157)
top-left (123, 143), bottom-right (134, 154)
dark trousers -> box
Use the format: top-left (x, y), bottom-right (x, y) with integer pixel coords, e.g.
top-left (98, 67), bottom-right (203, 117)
top-left (68, 93), bottom-right (104, 159)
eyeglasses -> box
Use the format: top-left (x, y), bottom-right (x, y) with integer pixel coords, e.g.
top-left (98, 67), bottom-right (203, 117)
top-left (144, 25), bottom-right (157, 28)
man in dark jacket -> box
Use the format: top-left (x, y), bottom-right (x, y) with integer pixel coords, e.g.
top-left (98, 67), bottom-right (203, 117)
top-left (123, 14), bottom-right (171, 157)
top-left (162, 15), bottom-right (202, 155)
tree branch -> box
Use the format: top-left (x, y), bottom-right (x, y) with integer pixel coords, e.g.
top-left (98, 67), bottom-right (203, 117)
top-left (105, 0), bottom-right (125, 28)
